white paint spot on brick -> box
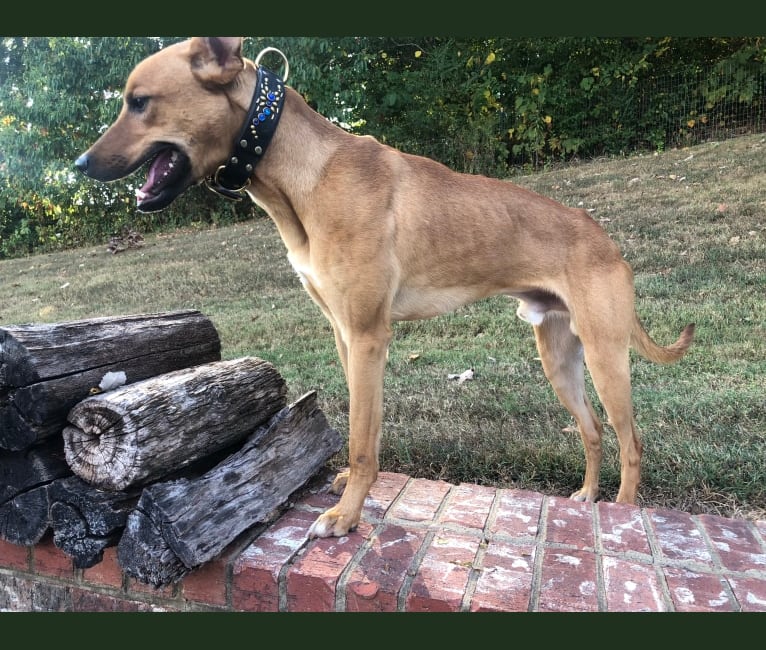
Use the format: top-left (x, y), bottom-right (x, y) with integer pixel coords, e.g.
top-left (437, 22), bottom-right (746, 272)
top-left (580, 580), bottom-right (596, 596)
top-left (625, 580), bottom-right (637, 592)
top-left (674, 587), bottom-right (695, 604)
top-left (708, 592), bottom-right (730, 607)
top-left (746, 591), bottom-right (766, 607)
top-left (556, 554), bottom-right (581, 566)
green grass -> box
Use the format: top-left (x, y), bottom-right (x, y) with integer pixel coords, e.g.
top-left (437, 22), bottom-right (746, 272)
top-left (2, 134), bottom-right (764, 520)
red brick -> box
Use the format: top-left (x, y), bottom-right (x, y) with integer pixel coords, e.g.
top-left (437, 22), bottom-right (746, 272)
top-left (70, 588), bottom-right (176, 612)
top-left (490, 489), bottom-right (543, 539)
top-left (0, 538), bottom-right (30, 570)
top-left (405, 533), bottom-right (480, 612)
top-left (646, 508), bottom-right (711, 563)
top-left (345, 524), bottom-right (426, 612)
top-left (538, 549), bottom-right (598, 612)
top-left (697, 514), bottom-right (766, 573)
top-left (470, 542), bottom-right (535, 612)
top-left (388, 478), bottom-right (451, 523)
top-left (231, 508), bottom-right (316, 612)
top-left (82, 546), bottom-right (123, 589)
top-left (32, 536), bottom-right (73, 579)
top-left (545, 497), bottom-right (594, 549)
top-left (286, 522), bottom-right (374, 612)
top-left (439, 483), bottom-right (496, 532)
top-left (727, 576), bottom-right (766, 612)
top-left (663, 567), bottom-right (735, 612)
top-left (362, 472), bottom-right (409, 520)
top-left (127, 576), bottom-right (176, 600)
top-left (597, 501), bottom-right (651, 556)
top-left (602, 556), bottom-right (666, 611)
top-left (181, 556), bottom-right (228, 606)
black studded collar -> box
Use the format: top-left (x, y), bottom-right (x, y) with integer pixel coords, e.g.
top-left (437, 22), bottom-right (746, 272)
top-left (205, 64), bottom-right (286, 201)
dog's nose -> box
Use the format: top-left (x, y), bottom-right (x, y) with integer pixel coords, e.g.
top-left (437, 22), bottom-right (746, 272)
top-left (74, 153), bottom-right (90, 174)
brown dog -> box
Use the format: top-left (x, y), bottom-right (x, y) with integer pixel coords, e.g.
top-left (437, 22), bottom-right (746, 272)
top-left (75, 37), bottom-right (694, 538)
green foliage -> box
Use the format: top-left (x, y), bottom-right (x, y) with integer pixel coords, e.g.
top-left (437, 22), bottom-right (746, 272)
top-left (1, 36), bottom-right (765, 258)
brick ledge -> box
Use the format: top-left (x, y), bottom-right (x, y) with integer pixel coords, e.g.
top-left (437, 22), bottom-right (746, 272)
top-left (2, 471), bottom-right (765, 611)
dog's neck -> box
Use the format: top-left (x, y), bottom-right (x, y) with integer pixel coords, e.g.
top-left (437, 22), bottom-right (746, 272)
top-left (205, 64), bottom-right (286, 201)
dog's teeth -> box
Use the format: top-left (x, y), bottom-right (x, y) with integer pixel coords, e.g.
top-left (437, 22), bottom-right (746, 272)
top-left (136, 189), bottom-right (147, 200)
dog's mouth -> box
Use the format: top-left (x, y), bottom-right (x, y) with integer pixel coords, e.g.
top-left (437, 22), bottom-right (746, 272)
top-left (134, 145), bottom-right (192, 213)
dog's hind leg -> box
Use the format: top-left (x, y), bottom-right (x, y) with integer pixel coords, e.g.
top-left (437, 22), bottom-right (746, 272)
top-left (533, 314), bottom-right (605, 502)
top-left (581, 343), bottom-right (642, 504)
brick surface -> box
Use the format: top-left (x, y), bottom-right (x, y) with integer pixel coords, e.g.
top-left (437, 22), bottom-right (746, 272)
top-left (181, 556), bottom-right (228, 606)
top-left (0, 538), bottom-right (30, 570)
top-left (286, 521), bottom-right (374, 611)
top-left (32, 536), bottom-right (74, 579)
top-left (697, 514), bottom-right (766, 573)
top-left (231, 508), bottom-right (316, 612)
top-left (545, 497), bottom-right (595, 549)
top-left (538, 548), bottom-right (599, 612)
top-left (439, 483), bottom-right (496, 532)
top-left (727, 576), bottom-right (766, 612)
top-left (362, 472), bottom-right (409, 520)
top-left (646, 508), bottom-right (711, 564)
top-left (469, 542), bottom-right (536, 612)
top-left (81, 546), bottom-right (123, 589)
top-left (405, 532), bottom-right (480, 612)
top-left (602, 556), bottom-right (667, 611)
top-left (597, 501), bottom-right (651, 556)
top-left (388, 478), bottom-right (451, 523)
top-left (490, 489), bottom-right (543, 539)
top-left (344, 524), bottom-right (426, 612)
top-left (663, 566), bottom-right (735, 612)
top-left (69, 588), bottom-right (173, 612)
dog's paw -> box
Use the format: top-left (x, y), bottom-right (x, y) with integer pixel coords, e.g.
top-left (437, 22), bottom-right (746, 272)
top-left (569, 487), bottom-right (598, 502)
top-left (329, 470), bottom-right (349, 495)
top-left (307, 507), bottom-right (358, 539)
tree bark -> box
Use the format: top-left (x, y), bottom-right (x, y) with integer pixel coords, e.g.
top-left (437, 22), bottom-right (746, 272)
top-left (117, 391), bottom-right (343, 587)
top-left (63, 357), bottom-right (288, 491)
top-left (0, 310), bottom-right (221, 451)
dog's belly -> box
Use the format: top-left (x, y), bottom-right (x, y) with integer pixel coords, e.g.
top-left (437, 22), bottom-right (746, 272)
top-left (391, 286), bottom-right (489, 321)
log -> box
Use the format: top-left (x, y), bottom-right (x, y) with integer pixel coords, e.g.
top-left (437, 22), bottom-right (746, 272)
top-left (0, 438), bottom-right (71, 505)
top-left (0, 483), bottom-right (51, 545)
top-left (0, 438), bottom-right (73, 545)
top-left (0, 310), bottom-right (222, 451)
top-left (117, 391), bottom-right (343, 587)
top-left (47, 441), bottom-right (246, 568)
top-left (49, 476), bottom-right (141, 569)
top-left (63, 357), bottom-right (288, 491)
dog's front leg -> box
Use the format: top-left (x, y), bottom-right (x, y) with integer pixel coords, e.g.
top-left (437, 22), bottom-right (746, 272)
top-left (308, 325), bottom-right (390, 538)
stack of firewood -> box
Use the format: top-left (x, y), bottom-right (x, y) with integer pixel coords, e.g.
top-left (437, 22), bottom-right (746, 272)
top-left (0, 310), bottom-right (341, 587)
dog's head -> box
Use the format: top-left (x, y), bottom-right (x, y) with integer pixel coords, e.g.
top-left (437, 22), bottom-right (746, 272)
top-left (75, 37), bottom-right (252, 212)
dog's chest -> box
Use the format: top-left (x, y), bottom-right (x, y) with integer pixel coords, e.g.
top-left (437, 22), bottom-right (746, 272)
top-left (287, 253), bottom-right (320, 291)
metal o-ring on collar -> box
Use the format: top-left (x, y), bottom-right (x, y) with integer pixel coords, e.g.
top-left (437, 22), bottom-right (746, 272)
top-left (255, 47), bottom-right (289, 83)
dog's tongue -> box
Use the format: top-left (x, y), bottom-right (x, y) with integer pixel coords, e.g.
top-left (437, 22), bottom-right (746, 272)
top-left (136, 149), bottom-right (177, 204)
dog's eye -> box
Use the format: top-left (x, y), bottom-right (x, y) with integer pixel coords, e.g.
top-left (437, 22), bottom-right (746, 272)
top-left (128, 95), bottom-right (149, 113)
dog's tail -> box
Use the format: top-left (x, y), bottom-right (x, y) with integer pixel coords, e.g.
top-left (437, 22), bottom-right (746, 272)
top-left (631, 315), bottom-right (695, 364)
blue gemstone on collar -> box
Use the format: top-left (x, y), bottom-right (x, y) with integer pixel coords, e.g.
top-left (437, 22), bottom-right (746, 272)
top-left (267, 92), bottom-right (276, 101)
top-left (258, 113), bottom-right (266, 122)
top-left (264, 108), bottom-right (271, 116)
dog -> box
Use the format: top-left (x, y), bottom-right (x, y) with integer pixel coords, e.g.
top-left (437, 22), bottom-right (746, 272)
top-left (75, 37), bottom-right (694, 538)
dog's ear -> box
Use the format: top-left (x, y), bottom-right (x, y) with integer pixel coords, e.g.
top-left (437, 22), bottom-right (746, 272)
top-left (188, 37), bottom-right (245, 86)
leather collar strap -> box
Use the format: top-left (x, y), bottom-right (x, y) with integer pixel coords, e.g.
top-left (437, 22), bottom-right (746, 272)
top-left (205, 65), bottom-right (286, 201)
